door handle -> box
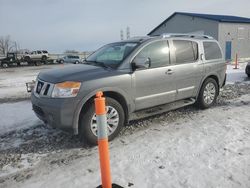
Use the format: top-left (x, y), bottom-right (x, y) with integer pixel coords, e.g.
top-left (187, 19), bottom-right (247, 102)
top-left (165, 69), bottom-right (174, 75)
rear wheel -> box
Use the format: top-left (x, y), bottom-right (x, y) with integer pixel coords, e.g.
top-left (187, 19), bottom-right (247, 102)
top-left (196, 78), bottom-right (219, 109)
top-left (79, 97), bottom-right (125, 146)
top-left (41, 56), bottom-right (47, 62)
top-left (24, 56), bottom-right (31, 62)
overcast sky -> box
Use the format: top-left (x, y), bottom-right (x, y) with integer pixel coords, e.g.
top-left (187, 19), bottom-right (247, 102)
top-left (0, 0), bottom-right (250, 53)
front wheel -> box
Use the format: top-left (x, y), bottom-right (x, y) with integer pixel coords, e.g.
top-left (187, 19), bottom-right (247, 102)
top-left (79, 97), bottom-right (125, 145)
top-left (1, 63), bottom-right (8, 68)
top-left (196, 78), bottom-right (219, 109)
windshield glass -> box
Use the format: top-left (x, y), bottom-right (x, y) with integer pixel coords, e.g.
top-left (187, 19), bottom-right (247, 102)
top-left (86, 42), bottom-right (138, 68)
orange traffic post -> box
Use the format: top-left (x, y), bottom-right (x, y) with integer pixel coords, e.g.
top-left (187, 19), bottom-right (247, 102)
top-left (234, 53), bottom-right (238, 69)
top-left (95, 91), bottom-right (112, 188)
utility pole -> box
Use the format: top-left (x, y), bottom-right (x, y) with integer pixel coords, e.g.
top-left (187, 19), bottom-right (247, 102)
top-left (126, 26), bottom-right (130, 39)
top-left (120, 30), bottom-right (124, 41)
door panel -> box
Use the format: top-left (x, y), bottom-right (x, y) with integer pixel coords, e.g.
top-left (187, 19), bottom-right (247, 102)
top-left (173, 63), bottom-right (203, 100)
top-left (225, 41), bottom-right (232, 60)
top-left (132, 40), bottom-right (176, 110)
top-left (134, 66), bottom-right (176, 110)
top-left (171, 40), bottom-right (204, 100)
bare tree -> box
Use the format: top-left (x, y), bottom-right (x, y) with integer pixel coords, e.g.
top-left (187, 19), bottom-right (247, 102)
top-left (0, 35), bottom-right (15, 55)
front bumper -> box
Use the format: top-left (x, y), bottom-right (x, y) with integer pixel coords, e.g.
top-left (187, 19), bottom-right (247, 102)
top-left (31, 92), bottom-right (80, 132)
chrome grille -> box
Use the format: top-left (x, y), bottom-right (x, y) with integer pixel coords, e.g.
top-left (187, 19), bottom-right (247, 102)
top-left (34, 79), bottom-right (54, 97)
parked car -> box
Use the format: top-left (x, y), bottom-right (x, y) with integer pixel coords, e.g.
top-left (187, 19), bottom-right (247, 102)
top-left (31, 34), bottom-right (226, 145)
top-left (57, 55), bottom-right (80, 64)
top-left (245, 62), bottom-right (250, 77)
top-left (23, 50), bottom-right (49, 62)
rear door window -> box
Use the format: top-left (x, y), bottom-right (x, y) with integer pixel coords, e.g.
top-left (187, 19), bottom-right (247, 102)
top-left (203, 42), bottom-right (222, 60)
top-left (173, 40), bottom-right (198, 64)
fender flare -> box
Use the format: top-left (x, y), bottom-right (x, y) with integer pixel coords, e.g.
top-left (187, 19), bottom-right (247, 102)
top-left (72, 87), bottom-right (133, 134)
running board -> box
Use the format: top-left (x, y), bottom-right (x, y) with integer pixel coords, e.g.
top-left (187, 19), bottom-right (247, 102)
top-left (130, 98), bottom-right (195, 121)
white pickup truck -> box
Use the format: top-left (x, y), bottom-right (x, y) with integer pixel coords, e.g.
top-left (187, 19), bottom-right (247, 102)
top-left (23, 50), bottom-right (49, 62)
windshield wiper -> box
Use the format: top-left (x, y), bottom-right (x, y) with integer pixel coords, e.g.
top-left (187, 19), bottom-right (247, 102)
top-left (84, 60), bottom-right (111, 69)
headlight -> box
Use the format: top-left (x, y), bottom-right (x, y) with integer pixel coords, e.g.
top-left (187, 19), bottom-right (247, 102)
top-left (52, 81), bottom-right (81, 98)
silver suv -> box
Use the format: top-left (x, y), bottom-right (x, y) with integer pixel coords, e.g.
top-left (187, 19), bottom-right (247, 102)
top-left (31, 34), bottom-right (226, 145)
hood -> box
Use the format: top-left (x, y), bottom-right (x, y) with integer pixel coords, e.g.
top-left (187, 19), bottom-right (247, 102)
top-left (38, 64), bottom-right (110, 83)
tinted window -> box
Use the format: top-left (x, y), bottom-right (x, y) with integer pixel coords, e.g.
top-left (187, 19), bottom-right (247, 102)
top-left (8, 54), bottom-right (14, 58)
top-left (42, 50), bottom-right (48, 53)
top-left (173, 40), bottom-right (198, 64)
top-left (136, 40), bottom-right (170, 68)
top-left (203, 42), bottom-right (222, 60)
top-left (37, 51), bottom-right (42, 54)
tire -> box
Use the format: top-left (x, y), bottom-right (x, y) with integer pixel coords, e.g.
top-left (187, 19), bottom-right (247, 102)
top-left (248, 74), bottom-right (250, 77)
top-left (60, 60), bottom-right (64, 64)
top-left (79, 97), bottom-right (125, 146)
top-left (41, 56), bottom-right (47, 61)
top-left (75, 61), bottom-right (79, 64)
top-left (196, 78), bottom-right (219, 109)
top-left (2, 63), bottom-right (8, 68)
top-left (24, 56), bottom-right (31, 62)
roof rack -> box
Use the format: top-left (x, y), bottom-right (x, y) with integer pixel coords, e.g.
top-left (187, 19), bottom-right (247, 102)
top-left (129, 36), bottom-right (152, 40)
top-left (161, 33), bottom-right (214, 39)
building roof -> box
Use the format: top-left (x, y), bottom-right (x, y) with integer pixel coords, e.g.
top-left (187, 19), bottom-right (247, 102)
top-left (148, 12), bottom-right (250, 35)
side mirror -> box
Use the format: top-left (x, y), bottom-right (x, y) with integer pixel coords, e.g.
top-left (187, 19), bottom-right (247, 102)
top-left (132, 57), bottom-right (151, 70)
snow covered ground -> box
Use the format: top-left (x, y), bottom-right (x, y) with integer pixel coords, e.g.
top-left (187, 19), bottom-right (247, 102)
top-left (0, 65), bottom-right (63, 102)
top-left (226, 62), bottom-right (249, 83)
top-left (0, 101), bottom-right (42, 135)
top-left (0, 63), bottom-right (250, 188)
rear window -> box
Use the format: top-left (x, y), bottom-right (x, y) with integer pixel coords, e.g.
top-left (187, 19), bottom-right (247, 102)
top-left (173, 40), bottom-right (198, 64)
top-left (42, 50), bottom-right (48, 53)
top-left (203, 42), bottom-right (222, 60)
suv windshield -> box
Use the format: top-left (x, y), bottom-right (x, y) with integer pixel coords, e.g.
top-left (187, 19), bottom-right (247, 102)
top-left (86, 42), bottom-right (138, 68)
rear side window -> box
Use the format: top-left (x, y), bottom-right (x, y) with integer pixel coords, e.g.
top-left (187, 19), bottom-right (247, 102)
top-left (173, 40), bottom-right (198, 64)
top-left (203, 42), bottom-right (222, 60)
